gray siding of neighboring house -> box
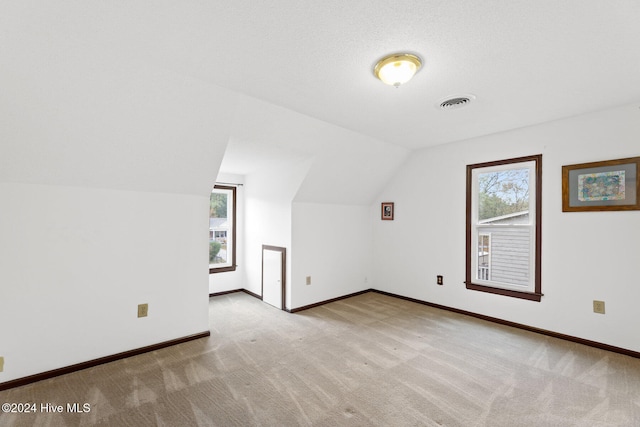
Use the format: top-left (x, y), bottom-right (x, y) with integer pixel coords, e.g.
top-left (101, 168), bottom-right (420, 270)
top-left (483, 226), bottom-right (531, 287)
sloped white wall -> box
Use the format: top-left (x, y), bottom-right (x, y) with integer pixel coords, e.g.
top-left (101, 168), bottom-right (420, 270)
top-left (292, 129), bottom-right (409, 205)
top-left (291, 202), bottom-right (373, 309)
top-left (0, 67), bottom-right (236, 196)
top-left (225, 95), bottom-right (410, 204)
top-left (372, 103), bottom-right (640, 352)
top-left (0, 47), bottom-right (238, 383)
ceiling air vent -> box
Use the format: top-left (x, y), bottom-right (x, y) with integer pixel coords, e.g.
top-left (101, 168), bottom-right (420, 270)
top-left (438, 94), bottom-right (475, 110)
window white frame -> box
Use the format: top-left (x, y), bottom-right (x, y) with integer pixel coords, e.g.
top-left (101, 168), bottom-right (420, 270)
top-left (466, 155), bottom-right (542, 301)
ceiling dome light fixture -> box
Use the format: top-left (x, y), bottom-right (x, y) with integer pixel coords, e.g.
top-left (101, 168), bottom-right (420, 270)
top-left (373, 53), bottom-right (422, 87)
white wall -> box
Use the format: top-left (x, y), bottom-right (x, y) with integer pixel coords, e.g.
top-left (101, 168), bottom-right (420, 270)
top-left (0, 64), bottom-right (237, 384)
top-left (291, 203), bottom-right (373, 309)
top-left (242, 160), bottom-right (312, 308)
top-left (0, 183), bottom-right (209, 382)
top-left (372, 103), bottom-right (640, 352)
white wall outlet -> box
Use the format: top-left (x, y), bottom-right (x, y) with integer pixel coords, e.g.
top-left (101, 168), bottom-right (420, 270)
top-left (306, 276), bottom-right (311, 286)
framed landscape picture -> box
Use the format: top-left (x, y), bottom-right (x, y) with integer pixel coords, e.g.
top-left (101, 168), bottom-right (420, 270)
top-left (562, 156), bottom-right (640, 212)
top-left (381, 202), bottom-right (394, 220)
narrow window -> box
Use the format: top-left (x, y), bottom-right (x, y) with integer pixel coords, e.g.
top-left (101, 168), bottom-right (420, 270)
top-left (209, 185), bottom-right (236, 273)
top-left (466, 155), bottom-right (542, 301)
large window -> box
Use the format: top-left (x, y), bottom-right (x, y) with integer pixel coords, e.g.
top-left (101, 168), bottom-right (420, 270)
top-left (466, 155), bottom-right (542, 301)
top-left (209, 185), bottom-right (236, 273)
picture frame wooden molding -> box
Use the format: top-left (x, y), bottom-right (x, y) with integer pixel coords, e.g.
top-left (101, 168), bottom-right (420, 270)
top-left (562, 156), bottom-right (640, 212)
top-left (381, 202), bottom-right (394, 220)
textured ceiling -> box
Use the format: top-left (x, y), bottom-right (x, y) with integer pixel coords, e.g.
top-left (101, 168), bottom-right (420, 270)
top-left (2, 1), bottom-right (640, 188)
top-left (194, 0), bottom-right (640, 149)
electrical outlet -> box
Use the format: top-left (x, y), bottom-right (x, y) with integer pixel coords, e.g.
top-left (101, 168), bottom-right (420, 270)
top-left (437, 275), bottom-right (443, 285)
top-left (0, 356), bottom-right (4, 372)
top-left (306, 276), bottom-right (311, 286)
top-left (593, 300), bottom-right (605, 314)
top-left (138, 303), bottom-right (149, 318)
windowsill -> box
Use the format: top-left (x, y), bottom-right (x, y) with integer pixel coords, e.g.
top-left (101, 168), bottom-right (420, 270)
top-left (209, 265), bottom-right (237, 274)
top-left (465, 282), bottom-right (543, 302)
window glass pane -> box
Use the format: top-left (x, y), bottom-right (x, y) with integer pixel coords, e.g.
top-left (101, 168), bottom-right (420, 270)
top-left (477, 233), bottom-right (490, 281)
top-left (482, 227), bottom-right (531, 287)
top-left (478, 168), bottom-right (529, 224)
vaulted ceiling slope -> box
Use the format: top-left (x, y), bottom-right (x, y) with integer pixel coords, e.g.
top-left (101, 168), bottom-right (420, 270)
top-left (1, 2), bottom-right (241, 195)
top-left (223, 96), bottom-right (410, 205)
top-left (2, 2), bottom-right (639, 196)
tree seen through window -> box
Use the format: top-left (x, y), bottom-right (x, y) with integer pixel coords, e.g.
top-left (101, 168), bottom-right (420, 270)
top-left (478, 168), bottom-right (529, 221)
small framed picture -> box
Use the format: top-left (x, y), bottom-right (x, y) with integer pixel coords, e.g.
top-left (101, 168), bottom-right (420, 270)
top-left (562, 156), bottom-right (640, 212)
top-left (381, 202), bottom-right (394, 220)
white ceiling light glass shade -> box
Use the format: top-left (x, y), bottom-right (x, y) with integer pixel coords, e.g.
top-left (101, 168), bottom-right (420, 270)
top-left (373, 53), bottom-right (422, 87)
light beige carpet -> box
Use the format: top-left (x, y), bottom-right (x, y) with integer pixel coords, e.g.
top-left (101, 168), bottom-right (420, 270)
top-left (1, 291), bottom-right (640, 426)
